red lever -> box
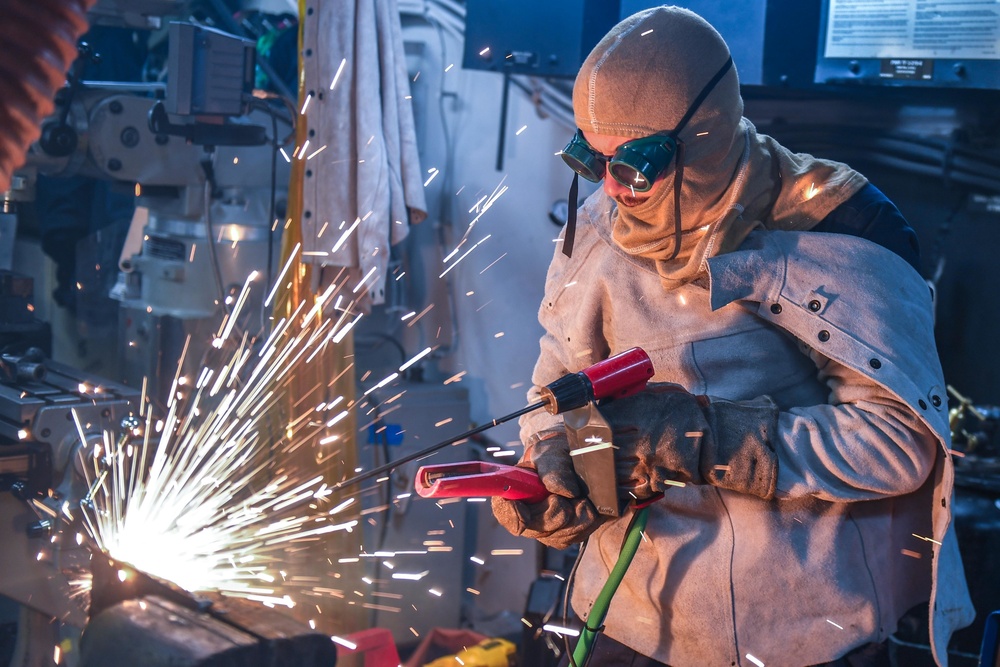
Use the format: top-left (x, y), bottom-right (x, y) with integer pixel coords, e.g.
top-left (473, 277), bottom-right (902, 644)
top-left (415, 461), bottom-right (549, 504)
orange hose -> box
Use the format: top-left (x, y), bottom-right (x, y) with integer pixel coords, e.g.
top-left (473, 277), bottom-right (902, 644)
top-left (0, 0), bottom-right (95, 191)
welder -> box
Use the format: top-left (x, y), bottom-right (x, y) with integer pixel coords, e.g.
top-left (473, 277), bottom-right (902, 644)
top-left (492, 6), bottom-right (974, 667)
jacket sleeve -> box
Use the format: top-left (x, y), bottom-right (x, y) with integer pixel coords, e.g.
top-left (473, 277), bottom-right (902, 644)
top-left (707, 228), bottom-right (950, 504)
top-left (772, 344), bottom-right (938, 501)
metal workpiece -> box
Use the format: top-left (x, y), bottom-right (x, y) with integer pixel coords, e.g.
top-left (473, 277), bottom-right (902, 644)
top-left (80, 595), bottom-right (339, 667)
top-left (82, 556), bottom-right (339, 667)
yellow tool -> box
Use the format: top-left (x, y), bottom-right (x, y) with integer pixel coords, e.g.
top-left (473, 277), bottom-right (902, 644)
top-left (423, 637), bottom-right (516, 667)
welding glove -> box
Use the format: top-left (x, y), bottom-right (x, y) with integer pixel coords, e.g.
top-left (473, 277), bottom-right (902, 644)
top-left (491, 431), bottom-right (605, 550)
top-left (599, 383), bottom-right (780, 500)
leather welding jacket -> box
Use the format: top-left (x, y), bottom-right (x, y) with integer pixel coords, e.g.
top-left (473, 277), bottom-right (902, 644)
top-left (520, 191), bottom-right (974, 667)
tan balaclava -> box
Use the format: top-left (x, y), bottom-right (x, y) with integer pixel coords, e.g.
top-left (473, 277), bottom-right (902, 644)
top-left (573, 6), bottom-right (868, 287)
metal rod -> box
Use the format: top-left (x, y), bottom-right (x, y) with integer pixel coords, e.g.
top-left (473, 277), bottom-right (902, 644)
top-left (334, 400), bottom-right (547, 491)
top-left (495, 73), bottom-right (511, 171)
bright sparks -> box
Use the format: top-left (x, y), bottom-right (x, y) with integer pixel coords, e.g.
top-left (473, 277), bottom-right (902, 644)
top-left (79, 273), bottom-right (363, 599)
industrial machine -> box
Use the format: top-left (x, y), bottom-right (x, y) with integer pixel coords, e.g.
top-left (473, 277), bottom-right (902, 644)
top-left (0, 344), bottom-right (140, 664)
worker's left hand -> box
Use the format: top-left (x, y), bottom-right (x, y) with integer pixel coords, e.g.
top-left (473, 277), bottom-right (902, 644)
top-left (598, 382), bottom-right (780, 499)
top-left (491, 432), bottom-right (606, 549)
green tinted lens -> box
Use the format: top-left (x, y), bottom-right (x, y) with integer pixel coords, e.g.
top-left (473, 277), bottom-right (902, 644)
top-left (608, 162), bottom-right (650, 191)
top-left (560, 131), bottom-right (606, 182)
top-left (608, 135), bottom-right (677, 192)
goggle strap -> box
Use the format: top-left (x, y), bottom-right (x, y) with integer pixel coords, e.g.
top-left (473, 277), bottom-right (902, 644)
top-left (666, 142), bottom-right (685, 262)
top-left (672, 56), bottom-right (734, 139)
top-left (563, 172), bottom-right (579, 258)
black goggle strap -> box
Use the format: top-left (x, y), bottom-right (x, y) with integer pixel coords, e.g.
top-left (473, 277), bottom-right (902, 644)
top-left (664, 56), bottom-right (731, 262)
top-left (672, 56), bottom-right (733, 140)
top-left (667, 141), bottom-right (685, 261)
top-left (563, 172), bottom-right (579, 257)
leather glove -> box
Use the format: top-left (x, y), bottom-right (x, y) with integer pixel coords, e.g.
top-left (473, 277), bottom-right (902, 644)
top-left (599, 383), bottom-right (779, 500)
top-left (491, 431), bottom-right (605, 549)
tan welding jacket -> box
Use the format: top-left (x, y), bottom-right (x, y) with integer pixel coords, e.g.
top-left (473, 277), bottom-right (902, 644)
top-left (520, 192), bottom-right (975, 667)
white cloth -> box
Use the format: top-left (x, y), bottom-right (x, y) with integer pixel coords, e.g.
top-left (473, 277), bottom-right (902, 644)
top-left (300, 0), bottom-right (426, 307)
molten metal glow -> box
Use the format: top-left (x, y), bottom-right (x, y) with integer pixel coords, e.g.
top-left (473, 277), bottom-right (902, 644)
top-left (79, 258), bottom-right (363, 601)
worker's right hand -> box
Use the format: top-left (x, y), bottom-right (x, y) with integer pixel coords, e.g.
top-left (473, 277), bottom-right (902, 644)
top-left (491, 432), bottom-right (604, 549)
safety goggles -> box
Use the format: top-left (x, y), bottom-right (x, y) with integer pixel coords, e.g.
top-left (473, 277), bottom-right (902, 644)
top-left (560, 131), bottom-right (678, 193)
top-left (558, 55), bottom-right (733, 258)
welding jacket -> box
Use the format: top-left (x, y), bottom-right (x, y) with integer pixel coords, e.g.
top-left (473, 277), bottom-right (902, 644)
top-left (520, 192), bottom-right (974, 667)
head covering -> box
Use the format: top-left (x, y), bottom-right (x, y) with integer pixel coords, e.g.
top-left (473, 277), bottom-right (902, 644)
top-left (572, 6), bottom-right (868, 288)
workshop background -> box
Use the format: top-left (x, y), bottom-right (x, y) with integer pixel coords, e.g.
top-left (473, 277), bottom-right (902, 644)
top-left (2, 0), bottom-right (1000, 665)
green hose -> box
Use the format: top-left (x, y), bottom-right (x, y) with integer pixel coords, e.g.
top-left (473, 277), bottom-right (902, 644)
top-left (571, 505), bottom-right (650, 666)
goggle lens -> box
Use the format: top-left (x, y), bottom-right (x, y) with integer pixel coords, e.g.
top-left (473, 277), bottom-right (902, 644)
top-left (559, 133), bottom-right (606, 183)
top-left (608, 161), bottom-right (650, 191)
top-left (560, 130), bottom-right (676, 193)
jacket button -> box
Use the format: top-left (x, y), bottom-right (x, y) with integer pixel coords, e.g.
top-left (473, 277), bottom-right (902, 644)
top-left (770, 303), bottom-right (782, 314)
top-left (808, 300), bottom-right (821, 312)
top-left (869, 358), bottom-right (881, 369)
top-left (919, 399), bottom-right (927, 410)
top-left (818, 330), bottom-right (830, 342)
top-left (932, 395), bottom-right (942, 407)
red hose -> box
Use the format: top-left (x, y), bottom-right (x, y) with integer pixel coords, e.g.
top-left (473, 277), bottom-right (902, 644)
top-left (0, 0), bottom-right (94, 191)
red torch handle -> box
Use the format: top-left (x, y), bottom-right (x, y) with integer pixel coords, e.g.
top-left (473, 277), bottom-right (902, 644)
top-left (581, 347), bottom-right (655, 401)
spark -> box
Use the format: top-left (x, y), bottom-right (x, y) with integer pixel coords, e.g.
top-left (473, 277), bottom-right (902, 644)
top-left (329, 58), bottom-right (347, 90)
top-left (443, 372), bottom-right (466, 385)
top-left (440, 234), bottom-right (492, 278)
top-left (746, 654), bottom-right (765, 667)
top-left (331, 636), bottom-right (357, 650)
top-left (912, 533), bottom-right (942, 545)
top-left (543, 624), bottom-right (579, 637)
top-left (805, 182), bottom-right (820, 200)
top-left (515, 125), bottom-right (527, 136)
top-left (570, 442), bottom-right (613, 456)
top-left (399, 347), bottom-right (432, 372)
top-left (479, 47), bottom-right (490, 56)
top-left (331, 218), bottom-right (361, 254)
top-left (300, 93), bottom-right (313, 115)
top-left (306, 145), bottom-right (328, 160)
top-left (826, 619), bottom-right (844, 630)
top-left (641, 29), bottom-right (654, 36)
top-left (77, 274), bottom-right (369, 602)
top-left (424, 167), bottom-right (440, 187)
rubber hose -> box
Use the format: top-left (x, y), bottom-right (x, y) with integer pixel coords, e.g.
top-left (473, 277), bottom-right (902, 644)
top-left (0, 0), bottom-right (94, 191)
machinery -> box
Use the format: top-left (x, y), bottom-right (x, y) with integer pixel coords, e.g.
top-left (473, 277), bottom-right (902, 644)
top-left (13, 16), bottom-right (292, 407)
top-left (0, 346), bottom-right (140, 663)
top-left (1, 9), bottom-right (297, 664)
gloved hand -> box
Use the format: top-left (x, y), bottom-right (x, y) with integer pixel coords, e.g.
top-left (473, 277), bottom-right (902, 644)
top-left (599, 383), bottom-right (779, 499)
top-left (491, 431), bottom-right (605, 549)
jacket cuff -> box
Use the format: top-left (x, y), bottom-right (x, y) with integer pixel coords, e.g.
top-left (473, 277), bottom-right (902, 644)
top-left (701, 396), bottom-right (779, 499)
